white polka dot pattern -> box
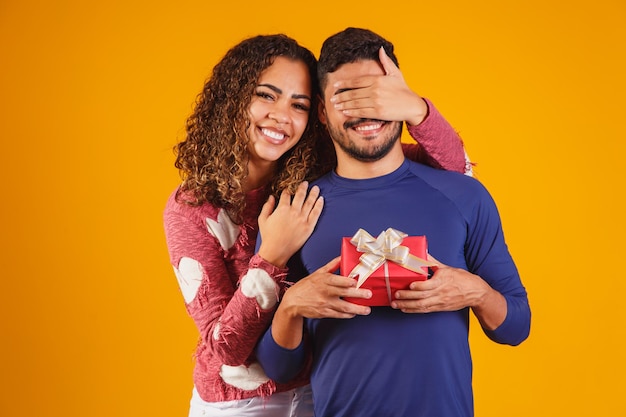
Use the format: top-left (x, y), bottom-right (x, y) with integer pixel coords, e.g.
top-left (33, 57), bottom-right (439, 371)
top-left (173, 257), bottom-right (203, 303)
top-left (240, 268), bottom-right (278, 310)
top-left (464, 150), bottom-right (474, 177)
top-left (220, 363), bottom-right (269, 391)
top-left (205, 209), bottom-right (240, 251)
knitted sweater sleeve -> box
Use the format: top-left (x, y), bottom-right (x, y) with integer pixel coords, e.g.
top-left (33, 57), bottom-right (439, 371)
top-left (163, 191), bottom-right (287, 367)
top-left (402, 97), bottom-right (471, 174)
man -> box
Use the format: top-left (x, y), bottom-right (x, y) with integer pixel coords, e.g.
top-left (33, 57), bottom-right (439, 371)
top-left (257, 28), bottom-right (530, 417)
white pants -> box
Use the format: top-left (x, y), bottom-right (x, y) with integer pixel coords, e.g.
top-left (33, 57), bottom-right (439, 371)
top-left (188, 385), bottom-right (313, 417)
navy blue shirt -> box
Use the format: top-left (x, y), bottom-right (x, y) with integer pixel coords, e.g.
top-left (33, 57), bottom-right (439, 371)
top-left (257, 160), bottom-right (530, 417)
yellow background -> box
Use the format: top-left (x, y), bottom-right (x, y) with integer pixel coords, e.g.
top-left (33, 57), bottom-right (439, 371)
top-left (1, 0), bottom-right (624, 415)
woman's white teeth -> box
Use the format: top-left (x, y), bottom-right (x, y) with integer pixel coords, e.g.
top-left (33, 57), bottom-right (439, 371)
top-left (354, 123), bottom-right (382, 131)
top-left (262, 128), bottom-right (285, 140)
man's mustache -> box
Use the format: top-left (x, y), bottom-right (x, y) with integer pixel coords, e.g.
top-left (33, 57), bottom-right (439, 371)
top-left (343, 118), bottom-right (386, 130)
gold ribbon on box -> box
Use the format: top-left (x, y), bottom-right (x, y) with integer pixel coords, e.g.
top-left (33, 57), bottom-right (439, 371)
top-left (347, 228), bottom-right (436, 302)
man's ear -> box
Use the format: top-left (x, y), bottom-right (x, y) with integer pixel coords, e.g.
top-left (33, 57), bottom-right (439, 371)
top-left (317, 95), bottom-right (327, 125)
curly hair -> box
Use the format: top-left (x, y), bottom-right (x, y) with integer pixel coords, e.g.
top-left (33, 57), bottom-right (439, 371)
top-left (174, 34), bottom-right (333, 223)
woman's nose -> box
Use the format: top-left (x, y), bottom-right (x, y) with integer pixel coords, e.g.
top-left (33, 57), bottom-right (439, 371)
top-left (268, 102), bottom-right (290, 124)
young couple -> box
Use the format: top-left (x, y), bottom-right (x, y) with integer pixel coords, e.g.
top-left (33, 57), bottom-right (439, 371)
top-left (164, 27), bottom-right (529, 417)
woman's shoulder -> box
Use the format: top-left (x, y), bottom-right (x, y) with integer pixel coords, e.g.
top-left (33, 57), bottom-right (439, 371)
top-left (164, 186), bottom-right (221, 222)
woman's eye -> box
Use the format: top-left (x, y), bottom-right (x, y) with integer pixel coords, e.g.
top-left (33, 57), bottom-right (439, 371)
top-left (255, 91), bottom-right (274, 100)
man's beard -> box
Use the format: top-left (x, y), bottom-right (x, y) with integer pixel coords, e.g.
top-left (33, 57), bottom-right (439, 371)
top-left (328, 118), bottom-right (403, 162)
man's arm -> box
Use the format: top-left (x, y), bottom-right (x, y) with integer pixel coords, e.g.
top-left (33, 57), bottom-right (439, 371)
top-left (391, 181), bottom-right (530, 346)
top-left (256, 257), bottom-right (372, 382)
top-left (392, 257), bottom-right (508, 330)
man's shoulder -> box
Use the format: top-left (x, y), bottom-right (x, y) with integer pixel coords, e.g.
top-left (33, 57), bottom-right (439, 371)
top-left (311, 171), bottom-right (333, 184)
top-left (310, 172), bottom-right (336, 190)
top-left (406, 160), bottom-right (492, 203)
top-left (407, 160), bottom-right (480, 186)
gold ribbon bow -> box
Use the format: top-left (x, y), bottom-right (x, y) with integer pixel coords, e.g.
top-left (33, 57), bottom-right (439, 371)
top-left (348, 228), bottom-right (435, 292)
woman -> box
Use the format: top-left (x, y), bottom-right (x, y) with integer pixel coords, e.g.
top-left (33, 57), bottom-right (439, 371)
top-left (164, 34), bottom-right (469, 416)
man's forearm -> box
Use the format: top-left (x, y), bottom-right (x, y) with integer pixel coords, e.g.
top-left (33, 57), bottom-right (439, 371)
top-left (472, 286), bottom-right (507, 331)
top-left (271, 303), bottom-right (305, 349)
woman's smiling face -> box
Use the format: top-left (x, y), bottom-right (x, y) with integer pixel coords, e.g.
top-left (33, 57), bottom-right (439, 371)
top-left (246, 56), bottom-right (312, 166)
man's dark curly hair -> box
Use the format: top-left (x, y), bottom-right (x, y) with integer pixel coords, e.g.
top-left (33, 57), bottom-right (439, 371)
top-left (174, 34), bottom-right (332, 223)
top-left (317, 27), bottom-right (399, 98)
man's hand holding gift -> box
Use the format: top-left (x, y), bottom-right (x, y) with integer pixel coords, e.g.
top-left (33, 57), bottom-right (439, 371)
top-left (391, 254), bottom-right (508, 331)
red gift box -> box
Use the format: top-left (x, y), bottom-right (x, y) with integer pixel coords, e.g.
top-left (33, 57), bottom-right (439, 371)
top-left (340, 228), bottom-right (434, 307)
